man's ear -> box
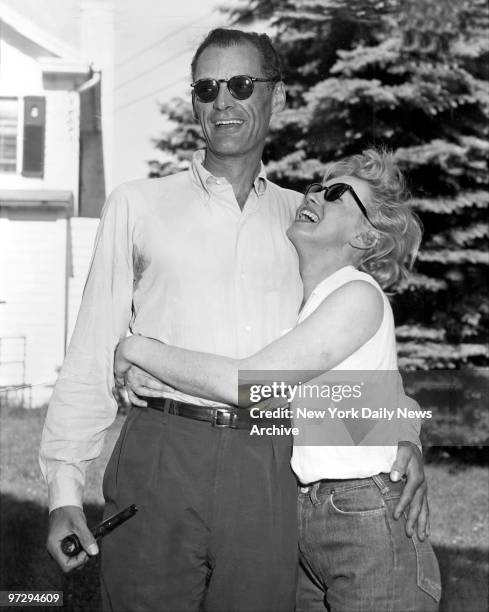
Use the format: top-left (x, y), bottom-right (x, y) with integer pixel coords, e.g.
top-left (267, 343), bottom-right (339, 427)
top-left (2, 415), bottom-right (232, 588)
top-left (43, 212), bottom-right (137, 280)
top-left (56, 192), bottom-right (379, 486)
top-left (271, 81), bottom-right (286, 114)
top-left (191, 91), bottom-right (198, 121)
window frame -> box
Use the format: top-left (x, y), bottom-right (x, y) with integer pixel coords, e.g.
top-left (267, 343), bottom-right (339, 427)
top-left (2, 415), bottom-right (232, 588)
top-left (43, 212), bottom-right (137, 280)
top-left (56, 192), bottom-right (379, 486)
top-left (0, 96), bottom-right (23, 175)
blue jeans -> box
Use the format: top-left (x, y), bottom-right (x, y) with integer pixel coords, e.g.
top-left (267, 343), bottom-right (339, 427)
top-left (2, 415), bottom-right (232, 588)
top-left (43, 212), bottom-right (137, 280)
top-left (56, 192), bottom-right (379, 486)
top-left (297, 473), bottom-right (441, 612)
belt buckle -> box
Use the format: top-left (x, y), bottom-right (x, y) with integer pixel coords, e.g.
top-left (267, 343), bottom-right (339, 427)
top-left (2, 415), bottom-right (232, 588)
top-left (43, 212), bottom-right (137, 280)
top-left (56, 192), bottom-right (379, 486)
top-left (212, 409), bottom-right (233, 428)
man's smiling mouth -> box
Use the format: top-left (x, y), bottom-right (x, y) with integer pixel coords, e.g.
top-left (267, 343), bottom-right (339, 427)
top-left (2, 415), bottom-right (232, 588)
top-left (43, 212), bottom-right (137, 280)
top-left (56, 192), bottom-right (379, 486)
top-left (214, 119), bottom-right (244, 127)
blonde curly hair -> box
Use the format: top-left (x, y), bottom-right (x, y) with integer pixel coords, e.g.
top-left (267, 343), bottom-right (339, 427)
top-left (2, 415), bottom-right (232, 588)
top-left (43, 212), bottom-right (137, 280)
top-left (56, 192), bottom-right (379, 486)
top-left (323, 148), bottom-right (422, 290)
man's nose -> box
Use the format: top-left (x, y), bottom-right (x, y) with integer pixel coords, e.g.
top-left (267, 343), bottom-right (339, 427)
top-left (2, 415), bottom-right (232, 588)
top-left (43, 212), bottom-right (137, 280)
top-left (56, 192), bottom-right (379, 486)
top-left (213, 82), bottom-right (234, 110)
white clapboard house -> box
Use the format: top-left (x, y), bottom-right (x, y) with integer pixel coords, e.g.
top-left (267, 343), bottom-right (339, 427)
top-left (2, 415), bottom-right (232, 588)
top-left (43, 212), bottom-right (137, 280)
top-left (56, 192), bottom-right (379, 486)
top-left (0, 2), bottom-right (112, 405)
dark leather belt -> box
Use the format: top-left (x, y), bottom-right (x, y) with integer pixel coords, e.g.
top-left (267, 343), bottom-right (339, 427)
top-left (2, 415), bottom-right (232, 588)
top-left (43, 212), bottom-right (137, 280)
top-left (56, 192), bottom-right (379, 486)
top-left (146, 397), bottom-right (286, 430)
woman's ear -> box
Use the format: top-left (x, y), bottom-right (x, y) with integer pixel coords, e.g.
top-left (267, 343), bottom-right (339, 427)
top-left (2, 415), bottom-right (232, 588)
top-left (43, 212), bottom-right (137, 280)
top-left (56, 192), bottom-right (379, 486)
top-left (362, 229), bottom-right (379, 247)
top-left (349, 229), bottom-right (378, 251)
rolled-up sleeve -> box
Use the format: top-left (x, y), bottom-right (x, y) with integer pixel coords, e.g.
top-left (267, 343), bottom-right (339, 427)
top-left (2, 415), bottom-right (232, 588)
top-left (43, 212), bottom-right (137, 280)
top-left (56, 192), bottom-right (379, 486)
top-left (39, 186), bottom-right (134, 512)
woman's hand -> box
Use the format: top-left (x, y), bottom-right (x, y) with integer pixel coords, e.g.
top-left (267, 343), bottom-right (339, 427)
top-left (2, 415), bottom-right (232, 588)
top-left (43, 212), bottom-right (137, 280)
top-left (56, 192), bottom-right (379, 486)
top-left (124, 365), bottom-right (175, 407)
top-left (114, 336), bottom-right (176, 407)
top-left (114, 336), bottom-right (137, 387)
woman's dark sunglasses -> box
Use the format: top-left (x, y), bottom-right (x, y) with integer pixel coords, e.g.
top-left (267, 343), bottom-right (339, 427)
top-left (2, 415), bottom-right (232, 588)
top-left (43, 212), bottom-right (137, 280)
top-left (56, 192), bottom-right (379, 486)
top-left (305, 182), bottom-right (377, 229)
top-left (191, 75), bottom-right (278, 103)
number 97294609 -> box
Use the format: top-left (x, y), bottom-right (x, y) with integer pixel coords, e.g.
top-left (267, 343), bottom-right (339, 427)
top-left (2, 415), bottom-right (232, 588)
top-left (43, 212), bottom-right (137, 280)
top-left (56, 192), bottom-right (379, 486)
top-left (0, 592), bottom-right (63, 606)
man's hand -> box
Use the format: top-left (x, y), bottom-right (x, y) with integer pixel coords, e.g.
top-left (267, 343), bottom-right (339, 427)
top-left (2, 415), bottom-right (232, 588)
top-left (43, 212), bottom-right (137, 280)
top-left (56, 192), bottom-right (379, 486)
top-left (123, 365), bottom-right (174, 407)
top-left (47, 506), bottom-right (98, 573)
top-left (390, 442), bottom-right (429, 540)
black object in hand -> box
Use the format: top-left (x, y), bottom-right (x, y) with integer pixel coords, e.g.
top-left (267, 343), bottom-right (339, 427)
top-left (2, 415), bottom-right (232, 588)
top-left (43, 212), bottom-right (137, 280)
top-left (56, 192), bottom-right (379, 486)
top-left (60, 504), bottom-right (138, 557)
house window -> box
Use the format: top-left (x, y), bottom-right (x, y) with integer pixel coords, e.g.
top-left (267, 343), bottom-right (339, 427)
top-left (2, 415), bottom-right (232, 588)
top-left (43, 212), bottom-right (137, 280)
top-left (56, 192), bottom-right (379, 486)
top-left (22, 97), bottom-right (46, 178)
top-left (0, 98), bottom-right (18, 173)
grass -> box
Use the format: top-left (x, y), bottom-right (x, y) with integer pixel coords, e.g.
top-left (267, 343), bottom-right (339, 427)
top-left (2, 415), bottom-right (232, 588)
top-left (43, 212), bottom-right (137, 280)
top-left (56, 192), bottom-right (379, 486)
top-left (1, 404), bottom-right (488, 612)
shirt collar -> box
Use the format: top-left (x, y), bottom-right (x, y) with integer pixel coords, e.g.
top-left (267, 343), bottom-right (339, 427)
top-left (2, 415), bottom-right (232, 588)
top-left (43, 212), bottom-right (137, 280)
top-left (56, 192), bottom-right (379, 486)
top-left (190, 149), bottom-right (268, 198)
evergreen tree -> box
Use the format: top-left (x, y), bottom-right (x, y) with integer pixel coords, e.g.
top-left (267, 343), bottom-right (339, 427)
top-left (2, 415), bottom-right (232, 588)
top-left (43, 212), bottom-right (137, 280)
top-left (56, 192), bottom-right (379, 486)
top-left (149, 0), bottom-right (489, 369)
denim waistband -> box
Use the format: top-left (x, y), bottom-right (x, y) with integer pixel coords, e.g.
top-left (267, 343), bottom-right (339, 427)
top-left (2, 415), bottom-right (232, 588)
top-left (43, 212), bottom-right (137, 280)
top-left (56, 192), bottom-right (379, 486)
top-left (299, 473), bottom-right (394, 496)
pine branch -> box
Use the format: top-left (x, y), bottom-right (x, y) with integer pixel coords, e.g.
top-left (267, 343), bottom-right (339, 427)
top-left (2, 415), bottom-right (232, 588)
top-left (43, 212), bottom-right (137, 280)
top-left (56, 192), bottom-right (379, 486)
top-left (417, 249), bottom-right (489, 265)
top-left (410, 191), bottom-right (488, 214)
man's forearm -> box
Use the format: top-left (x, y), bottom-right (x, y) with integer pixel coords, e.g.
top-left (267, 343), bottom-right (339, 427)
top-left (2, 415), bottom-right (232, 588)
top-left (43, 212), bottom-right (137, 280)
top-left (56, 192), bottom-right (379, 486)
top-left (42, 463), bottom-right (85, 513)
top-left (39, 372), bottom-right (119, 511)
top-left (39, 185), bottom-right (134, 512)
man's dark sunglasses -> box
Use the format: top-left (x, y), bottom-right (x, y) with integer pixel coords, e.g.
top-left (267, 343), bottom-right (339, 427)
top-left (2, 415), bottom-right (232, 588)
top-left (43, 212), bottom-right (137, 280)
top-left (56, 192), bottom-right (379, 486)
top-left (191, 75), bottom-right (278, 103)
top-left (305, 182), bottom-right (377, 229)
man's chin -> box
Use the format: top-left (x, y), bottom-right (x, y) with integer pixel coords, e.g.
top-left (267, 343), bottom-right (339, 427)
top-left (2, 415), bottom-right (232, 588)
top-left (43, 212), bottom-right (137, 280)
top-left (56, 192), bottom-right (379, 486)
top-left (207, 137), bottom-right (265, 159)
top-left (208, 142), bottom-right (247, 157)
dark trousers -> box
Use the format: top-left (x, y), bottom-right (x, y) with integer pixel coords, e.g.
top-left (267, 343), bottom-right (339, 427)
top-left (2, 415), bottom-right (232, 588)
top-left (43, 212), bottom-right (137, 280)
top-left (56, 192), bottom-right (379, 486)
top-left (100, 405), bottom-right (298, 612)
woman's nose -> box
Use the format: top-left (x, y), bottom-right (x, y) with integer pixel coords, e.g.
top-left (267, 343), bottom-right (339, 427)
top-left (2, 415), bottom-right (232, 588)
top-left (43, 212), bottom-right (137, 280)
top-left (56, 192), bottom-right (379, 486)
top-left (306, 193), bottom-right (324, 207)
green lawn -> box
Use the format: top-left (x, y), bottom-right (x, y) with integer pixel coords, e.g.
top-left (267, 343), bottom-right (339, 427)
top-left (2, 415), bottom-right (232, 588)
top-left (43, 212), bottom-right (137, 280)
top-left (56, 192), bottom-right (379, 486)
top-left (1, 405), bottom-right (488, 612)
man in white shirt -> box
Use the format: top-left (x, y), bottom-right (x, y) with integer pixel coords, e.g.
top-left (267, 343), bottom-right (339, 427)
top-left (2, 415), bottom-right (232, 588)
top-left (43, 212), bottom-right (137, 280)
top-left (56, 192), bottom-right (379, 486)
top-left (40, 28), bottom-right (427, 612)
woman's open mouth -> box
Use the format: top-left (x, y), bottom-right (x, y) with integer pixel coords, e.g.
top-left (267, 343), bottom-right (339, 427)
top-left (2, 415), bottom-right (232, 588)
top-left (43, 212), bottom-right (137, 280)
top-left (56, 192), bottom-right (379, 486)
top-left (296, 207), bottom-right (320, 223)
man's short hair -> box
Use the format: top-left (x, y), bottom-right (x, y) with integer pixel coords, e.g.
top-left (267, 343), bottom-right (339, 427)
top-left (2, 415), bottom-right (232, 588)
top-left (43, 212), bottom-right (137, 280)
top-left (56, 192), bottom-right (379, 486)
top-left (191, 28), bottom-right (283, 82)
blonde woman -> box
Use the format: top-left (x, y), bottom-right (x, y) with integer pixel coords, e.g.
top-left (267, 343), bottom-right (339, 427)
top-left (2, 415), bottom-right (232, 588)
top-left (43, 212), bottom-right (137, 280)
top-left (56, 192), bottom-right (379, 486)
top-left (115, 149), bottom-right (441, 611)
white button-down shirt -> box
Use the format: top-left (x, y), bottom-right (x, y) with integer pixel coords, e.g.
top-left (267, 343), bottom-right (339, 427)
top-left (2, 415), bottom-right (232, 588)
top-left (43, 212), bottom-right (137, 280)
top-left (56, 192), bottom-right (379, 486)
top-left (40, 150), bottom-right (303, 511)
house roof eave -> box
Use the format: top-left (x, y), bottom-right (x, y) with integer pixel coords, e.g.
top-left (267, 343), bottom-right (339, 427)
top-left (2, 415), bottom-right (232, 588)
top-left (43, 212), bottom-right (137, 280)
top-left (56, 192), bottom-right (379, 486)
top-left (0, 1), bottom-right (81, 62)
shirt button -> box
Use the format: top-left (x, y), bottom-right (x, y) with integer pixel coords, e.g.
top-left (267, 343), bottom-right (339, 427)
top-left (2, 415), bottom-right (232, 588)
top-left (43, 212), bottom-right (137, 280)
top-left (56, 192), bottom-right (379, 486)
top-left (240, 272), bottom-right (246, 280)
top-left (244, 325), bottom-right (252, 333)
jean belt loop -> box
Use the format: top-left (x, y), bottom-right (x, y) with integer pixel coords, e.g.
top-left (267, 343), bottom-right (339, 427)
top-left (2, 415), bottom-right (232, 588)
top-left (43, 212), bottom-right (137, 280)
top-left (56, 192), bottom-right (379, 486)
top-left (310, 482), bottom-right (321, 506)
top-left (372, 474), bottom-right (390, 495)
